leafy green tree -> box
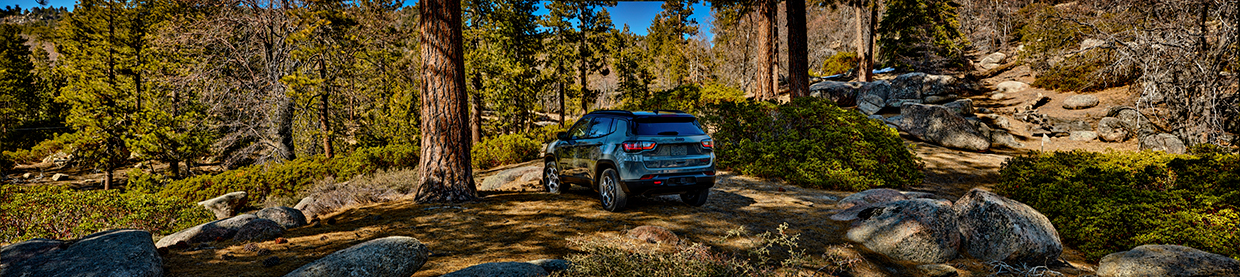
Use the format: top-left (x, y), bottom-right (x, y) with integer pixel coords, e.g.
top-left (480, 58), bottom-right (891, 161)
top-left (542, 0), bottom-right (614, 117)
top-left (465, 0), bottom-right (544, 135)
top-left (283, 0), bottom-right (358, 159)
top-left (538, 0), bottom-right (577, 126)
top-left (608, 24), bottom-right (652, 105)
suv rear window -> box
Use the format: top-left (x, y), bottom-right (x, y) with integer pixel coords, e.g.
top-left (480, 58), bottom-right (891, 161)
top-left (634, 117), bottom-right (705, 136)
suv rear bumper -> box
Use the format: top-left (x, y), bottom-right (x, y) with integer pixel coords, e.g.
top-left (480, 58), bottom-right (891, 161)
top-left (621, 174), bottom-right (715, 196)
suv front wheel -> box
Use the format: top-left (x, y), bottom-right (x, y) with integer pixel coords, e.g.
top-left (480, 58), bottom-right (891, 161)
top-left (544, 160), bottom-right (565, 194)
top-left (598, 168), bottom-right (628, 212)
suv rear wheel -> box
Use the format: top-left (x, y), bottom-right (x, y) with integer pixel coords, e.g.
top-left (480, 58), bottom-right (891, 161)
top-left (543, 160), bottom-right (564, 194)
top-left (680, 189), bottom-right (709, 207)
top-left (598, 168), bottom-right (627, 212)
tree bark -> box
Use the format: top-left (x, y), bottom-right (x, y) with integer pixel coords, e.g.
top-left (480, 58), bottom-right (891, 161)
top-left (855, 2), bottom-right (875, 82)
top-left (318, 55), bottom-right (333, 159)
top-left (558, 79), bottom-right (565, 127)
top-left (416, 0), bottom-right (477, 203)
top-left (787, 0), bottom-right (809, 98)
top-left (470, 91), bottom-right (482, 143)
top-left (754, 0), bottom-right (777, 100)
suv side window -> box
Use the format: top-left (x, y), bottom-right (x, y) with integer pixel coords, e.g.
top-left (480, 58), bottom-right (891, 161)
top-left (585, 117), bottom-right (614, 138)
top-left (567, 116), bottom-right (593, 139)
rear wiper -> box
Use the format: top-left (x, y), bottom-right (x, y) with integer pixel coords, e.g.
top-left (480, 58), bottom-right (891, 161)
top-left (657, 131), bottom-right (679, 135)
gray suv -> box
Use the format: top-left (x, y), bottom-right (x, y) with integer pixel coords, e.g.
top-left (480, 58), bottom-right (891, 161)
top-left (543, 110), bottom-right (716, 212)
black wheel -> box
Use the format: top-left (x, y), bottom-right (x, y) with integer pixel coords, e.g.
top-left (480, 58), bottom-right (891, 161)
top-left (543, 160), bottom-right (565, 194)
top-left (598, 168), bottom-right (628, 212)
top-left (680, 189), bottom-right (709, 207)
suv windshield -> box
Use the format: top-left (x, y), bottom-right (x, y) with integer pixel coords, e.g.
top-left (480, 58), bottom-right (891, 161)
top-left (634, 118), bottom-right (705, 136)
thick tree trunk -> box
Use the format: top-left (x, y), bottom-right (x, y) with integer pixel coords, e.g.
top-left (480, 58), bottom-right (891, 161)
top-left (416, 0), bottom-right (477, 203)
top-left (754, 0), bottom-right (777, 100)
top-left (787, 0), bottom-right (809, 98)
top-left (855, 3), bottom-right (875, 82)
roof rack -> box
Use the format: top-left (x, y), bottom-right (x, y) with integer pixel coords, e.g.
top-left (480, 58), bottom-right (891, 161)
top-left (588, 110), bottom-right (634, 115)
top-left (651, 110), bottom-right (686, 114)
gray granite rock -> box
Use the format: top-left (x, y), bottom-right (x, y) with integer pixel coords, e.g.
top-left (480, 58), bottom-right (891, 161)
top-left (257, 206), bottom-right (308, 229)
top-left (845, 199), bottom-right (961, 264)
top-left (955, 189), bottom-right (1062, 265)
top-left (198, 191), bottom-right (249, 219)
top-left (1097, 245), bottom-right (1239, 277)
top-left (284, 236), bottom-right (429, 277)
top-left (441, 262), bottom-right (549, 277)
top-left (1, 229), bottom-right (162, 277)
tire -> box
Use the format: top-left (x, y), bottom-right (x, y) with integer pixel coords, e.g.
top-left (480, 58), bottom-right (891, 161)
top-left (598, 168), bottom-right (627, 212)
top-left (544, 160), bottom-right (565, 194)
top-left (680, 189), bottom-right (709, 207)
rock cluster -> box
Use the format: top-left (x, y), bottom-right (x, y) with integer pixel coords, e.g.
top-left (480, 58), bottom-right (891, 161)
top-left (284, 236), bottom-right (430, 277)
top-left (1, 229), bottom-right (163, 277)
top-left (837, 188), bottom-right (1062, 266)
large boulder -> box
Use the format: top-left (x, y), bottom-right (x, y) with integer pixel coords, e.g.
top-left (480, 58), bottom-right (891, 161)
top-left (858, 94), bottom-right (885, 115)
top-left (479, 166), bottom-right (542, 191)
top-left (942, 99), bottom-right (974, 115)
top-left (257, 206), bottom-right (308, 229)
top-left (844, 199), bottom-right (961, 264)
top-left (920, 74), bottom-right (959, 96)
top-left (1097, 245), bottom-right (1240, 277)
top-left (284, 236), bottom-right (430, 277)
top-left (1107, 106), bottom-right (1155, 137)
top-left (1097, 117), bottom-right (1130, 142)
top-left (809, 81), bottom-right (866, 107)
top-left (1, 229), bottom-right (162, 277)
top-left (234, 218), bottom-right (285, 242)
top-left (893, 104), bottom-right (990, 152)
top-left (156, 214), bottom-right (257, 248)
top-left (889, 73), bottom-right (926, 100)
top-left (441, 262), bottom-right (549, 277)
top-left (954, 189), bottom-right (1062, 265)
top-left (979, 52), bottom-right (1006, 70)
top-left (1140, 133), bottom-right (1186, 154)
top-left (995, 81), bottom-right (1029, 94)
top-left (198, 191), bottom-right (249, 219)
top-left (527, 259), bottom-right (572, 273)
top-left (831, 189), bottom-right (938, 221)
top-left (1069, 131), bottom-right (1098, 141)
top-left (1062, 95), bottom-right (1100, 109)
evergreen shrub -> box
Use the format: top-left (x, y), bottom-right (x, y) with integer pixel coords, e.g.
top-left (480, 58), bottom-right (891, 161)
top-left (995, 149), bottom-right (1240, 260)
top-left (0, 183), bottom-right (212, 244)
top-left (700, 97), bottom-right (923, 191)
top-left (472, 133), bottom-right (541, 170)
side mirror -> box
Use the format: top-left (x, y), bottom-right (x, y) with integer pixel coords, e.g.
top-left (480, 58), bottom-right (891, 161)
top-left (556, 132), bottom-right (569, 141)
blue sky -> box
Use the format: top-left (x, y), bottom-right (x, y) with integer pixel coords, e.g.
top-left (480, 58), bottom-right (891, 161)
top-left (1, 0), bottom-right (714, 38)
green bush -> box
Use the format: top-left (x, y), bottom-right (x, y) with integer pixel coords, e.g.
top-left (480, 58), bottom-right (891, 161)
top-left (472, 134), bottom-right (541, 170)
top-left (0, 151), bottom-right (13, 172)
top-left (3, 132), bottom-right (80, 164)
top-left (700, 97), bottom-right (923, 191)
top-left (817, 51), bottom-right (859, 77)
top-left (995, 150), bottom-right (1240, 260)
top-left (147, 144), bottom-right (418, 204)
top-left (0, 184), bottom-right (213, 244)
top-left (621, 82), bottom-right (746, 115)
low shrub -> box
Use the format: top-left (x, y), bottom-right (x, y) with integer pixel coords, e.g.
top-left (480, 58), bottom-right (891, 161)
top-left (0, 151), bottom-right (13, 172)
top-left (146, 144), bottom-right (418, 204)
top-left (555, 223), bottom-right (832, 277)
top-left (621, 82), bottom-right (746, 115)
top-left (3, 132), bottom-right (79, 164)
top-left (472, 134), bottom-right (541, 170)
top-left (818, 51), bottom-right (859, 77)
top-left (995, 150), bottom-right (1240, 260)
top-left (700, 97), bottom-right (923, 191)
top-left (294, 169), bottom-right (415, 219)
top-left (0, 184), bottom-right (213, 244)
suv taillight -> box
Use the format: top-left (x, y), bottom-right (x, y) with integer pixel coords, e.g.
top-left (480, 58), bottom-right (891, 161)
top-left (701, 139), bottom-right (713, 149)
top-left (622, 141), bottom-right (656, 152)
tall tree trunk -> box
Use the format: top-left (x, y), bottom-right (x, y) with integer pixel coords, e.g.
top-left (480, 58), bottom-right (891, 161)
top-left (470, 91), bottom-right (482, 143)
top-left (855, 2), bottom-right (875, 82)
top-left (579, 29), bottom-right (590, 114)
top-left (319, 55), bottom-right (333, 159)
top-left (558, 79), bottom-right (565, 127)
top-left (787, 0), bottom-right (809, 98)
top-left (754, 0), bottom-right (777, 100)
top-left (416, 0), bottom-right (477, 203)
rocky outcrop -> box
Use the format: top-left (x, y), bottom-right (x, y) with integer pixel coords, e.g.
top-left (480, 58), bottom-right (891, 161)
top-left (198, 191), bottom-right (249, 219)
top-left (257, 206), bottom-right (308, 229)
top-left (954, 189), bottom-right (1062, 265)
top-left (1107, 106), bottom-right (1154, 138)
top-left (441, 262), bottom-right (549, 277)
top-left (1097, 117), bottom-right (1130, 142)
top-left (995, 81), bottom-right (1029, 94)
top-left (941, 99), bottom-right (974, 115)
top-left (979, 52), bottom-right (1006, 70)
top-left (892, 104), bottom-right (990, 152)
top-left (858, 94), bottom-right (885, 115)
top-left (1097, 245), bottom-right (1240, 277)
top-left (284, 236), bottom-right (429, 277)
top-left (234, 218), bottom-right (285, 242)
top-left (627, 225), bottom-right (679, 244)
top-left (1, 229), bottom-right (163, 277)
top-left (845, 199), bottom-right (961, 264)
top-left (1062, 95), bottom-right (1100, 109)
top-left (809, 81), bottom-right (867, 107)
top-left (156, 214), bottom-right (257, 248)
top-left (1069, 131), bottom-right (1098, 141)
top-left (831, 189), bottom-right (940, 221)
top-left (1140, 133), bottom-right (1186, 154)
top-left (479, 166), bottom-right (543, 191)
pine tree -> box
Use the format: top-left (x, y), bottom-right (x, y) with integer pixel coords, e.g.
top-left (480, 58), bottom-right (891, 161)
top-left (877, 0), bottom-right (967, 71)
top-left (539, 0), bottom-right (577, 126)
top-left (464, 0), bottom-right (543, 135)
top-left (646, 0), bottom-right (699, 89)
top-left (608, 24), bottom-right (651, 105)
top-left (283, 0), bottom-right (358, 159)
top-left (415, 0), bottom-right (476, 203)
top-left (0, 24), bottom-right (36, 142)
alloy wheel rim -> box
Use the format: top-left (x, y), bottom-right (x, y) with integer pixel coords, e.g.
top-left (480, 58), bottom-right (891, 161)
top-left (600, 175), bottom-right (615, 206)
top-left (546, 163), bottom-right (559, 192)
